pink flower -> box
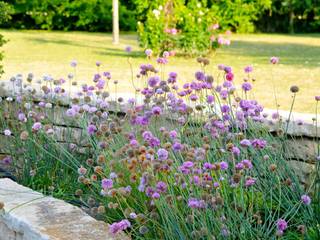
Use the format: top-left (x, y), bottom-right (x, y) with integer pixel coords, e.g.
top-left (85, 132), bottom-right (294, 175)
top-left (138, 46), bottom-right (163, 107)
top-left (301, 194), bottom-right (311, 205)
top-left (270, 56), bottom-right (279, 64)
top-left (101, 178), bottom-right (113, 189)
top-left (226, 72), bottom-right (234, 81)
top-left (109, 219), bottom-right (131, 235)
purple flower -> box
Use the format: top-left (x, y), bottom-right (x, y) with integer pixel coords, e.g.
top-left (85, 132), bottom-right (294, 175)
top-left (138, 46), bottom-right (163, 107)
top-left (87, 124), bottom-right (97, 135)
top-left (195, 71), bottom-right (205, 81)
top-left (125, 46), bottom-right (132, 52)
top-left (245, 178), bottom-right (256, 187)
top-left (157, 148), bottom-right (168, 161)
top-left (152, 192), bottom-right (160, 199)
top-left (156, 181), bottom-right (167, 193)
top-left (145, 49), bottom-right (152, 57)
top-left (152, 106), bottom-right (162, 115)
top-left (102, 178), bottom-right (113, 189)
top-left (169, 130), bottom-right (177, 139)
top-left (231, 146), bottom-right (241, 156)
top-left (70, 60), bottom-right (77, 67)
top-left (242, 159), bottom-right (253, 169)
top-left (172, 142), bottom-right (182, 151)
top-left (148, 76), bottom-right (160, 87)
top-left (276, 219), bottom-right (287, 231)
top-left (242, 82), bottom-right (252, 91)
top-left (32, 122), bottom-right (42, 131)
top-left (251, 139), bottom-right (267, 149)
top-left (315, 96), bottom-right (320, 101)
top-left (109, 219), bottom-right (131, 235)
top-left (270, 56), bottom-right (279, 64)
top-left (188, 198), bottom-right (206, 209)
top-left (244, 65), bottom-right (253, 73)
top-left (207, 95), bottom-right (215, 104)
top-left (301, 194), bottom-right (311, 205)
top-left (203, 162), bottom-right (213, 170)
top-left (2, 155), bottom-right (12, 164)
top-left (220, 161), bottom-right (228, 170)
top-left (240, 139), bottom-right (251, 147)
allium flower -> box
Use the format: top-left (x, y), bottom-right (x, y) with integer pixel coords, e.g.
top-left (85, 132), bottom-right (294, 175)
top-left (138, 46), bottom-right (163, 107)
top-left (169, 130), bottom-right (177, 139)
top-left (188, 198), bottom-right (206, 209)
top-left (244, 65), bottom-right (253, 73)
top-left (70, 60), bottom-right (77, 67)
top-left (226, 72), bottom-right (234, 81)
top-left (276, 219), bottom-right (288, 232)
top-left (251, 139), bottom-right (267, 149)
top-left (195, 71), bottom-right (205, 81)
top-left (32, 122), bottom-right (42, 131)
top-left (4, 129), bottom-right (11, 136)
top-left (270, 56), bottom-right (279, 64)
top-left (152, 192), bottom-right (160, 199)
top-left (148, 76), bottom-right (160, 87)
top-left (109, 219), bottom-right (131, 235)
top-left (102, 178), bottom-right (113, 189)
top-left (242, 82), bottom-right (252, 91)
top-left (301, 194), bottom-right (311, 205)
top-left (156, 181), bottom-right (167, 193)
top-left (207, 95), bottom-right (215, 104)
top-left (240, 139), bottom-right (251, 147)
top-left (157, 57), bottom-right (168, 64)
top-left (125, 46), bottom-right (132, 52)
top-left (152, 106), bottom-right (162, 115)
top-left (220, 161), bottom-right (228, 170)
top-left (315, 96), bottom-right (320, 101)
top-left (157, 148), bottom-right (168, 161)
top-left (245, 178), bottom-right (256, 187)
top-left (87, 124), bottom-right (97, 135)
top-left (145, 49), bottom-right (153, 57)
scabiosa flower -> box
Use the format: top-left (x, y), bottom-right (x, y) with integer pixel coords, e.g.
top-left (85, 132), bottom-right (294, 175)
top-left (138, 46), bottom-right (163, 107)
top-left (301, 194), bottom-right (311, 205)
top-left (102, 178), bottom-right (113, 189)
top-left (157, 148), bottom-right (168, 161)
top-left (270, 56), bottom-right (279, 64)
top-left (109, 219), bottom-right (131, 235)
top-left (87, 124), bottom-right (97, 135)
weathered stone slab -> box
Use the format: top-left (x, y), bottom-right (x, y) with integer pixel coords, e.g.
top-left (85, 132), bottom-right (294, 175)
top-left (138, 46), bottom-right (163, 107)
top-left (0, 178), bottom-right (122, 240)
top-left (288, 160), bottom-right (315, 189)
top-left (284, 139), bottom-right (319, 163)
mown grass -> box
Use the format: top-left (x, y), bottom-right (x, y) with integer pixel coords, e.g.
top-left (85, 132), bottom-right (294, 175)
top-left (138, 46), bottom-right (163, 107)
top-left (0, 29), bottom-right (320, 113)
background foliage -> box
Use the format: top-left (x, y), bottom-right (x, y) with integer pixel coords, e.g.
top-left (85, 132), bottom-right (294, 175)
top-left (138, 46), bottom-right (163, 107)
top-left (0, 1), bottom-right (13, 76)
top-left (0, 0), bottom-right (319, 33)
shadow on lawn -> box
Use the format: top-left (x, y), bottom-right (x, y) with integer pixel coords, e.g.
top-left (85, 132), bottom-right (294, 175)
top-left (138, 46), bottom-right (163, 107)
top-left (223, 40), bottom-right (320, 67)
top-left (26, 37), bottom-right (145, 58)
top-left (26, 35), bottom-right (320, 66)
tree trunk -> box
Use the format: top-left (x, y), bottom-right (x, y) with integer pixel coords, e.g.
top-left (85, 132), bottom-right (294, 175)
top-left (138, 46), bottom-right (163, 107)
top-left (112, 0), bottom-right (119, 44)
top-left (289, 9), bottom-right (295, 34)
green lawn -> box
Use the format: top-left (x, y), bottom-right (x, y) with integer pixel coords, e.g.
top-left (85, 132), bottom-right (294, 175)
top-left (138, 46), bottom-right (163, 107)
top-left (1, 29), bottom-right (320, 113)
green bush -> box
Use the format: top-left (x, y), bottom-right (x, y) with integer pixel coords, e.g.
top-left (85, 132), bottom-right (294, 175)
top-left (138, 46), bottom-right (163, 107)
top-left (0, 1), bottom-right (13, 76)
top-left (137, 0), bottom-right (230, 56)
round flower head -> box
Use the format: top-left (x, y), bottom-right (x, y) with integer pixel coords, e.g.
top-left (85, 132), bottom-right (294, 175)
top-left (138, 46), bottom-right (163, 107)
top-left (244, 65), bottom-right (253, 73)
top-left (102, 178), bottom-right (113, 189)
top-left (226, 72), bottom-right (234, 81)
top-left (87, 124), bottom-right (97, 135)
top-left (145, 49), bottom-right (153, 57)
top-left (70, 60), bottom-right (77, 68)
top-left (157, 148), bottom-right (168, 161)
top-left (4, 129), bottom-right (11, 136)
top-left (301, 194), bottom-right (311, 205)
top-left (242, 82), bottom-right (252, 91)
top-left (270, 56), bottom-right (279, 64)
top-left (276, 219), bottom-right (287, 231)
top-left (315, 96), bottom-right (320, 101)
top-left (125, 46), bottom-right (132, 53)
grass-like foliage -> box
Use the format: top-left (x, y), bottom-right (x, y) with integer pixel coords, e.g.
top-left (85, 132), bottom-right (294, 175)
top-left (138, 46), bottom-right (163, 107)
top-left (0, 53), bottom-right (319, 239)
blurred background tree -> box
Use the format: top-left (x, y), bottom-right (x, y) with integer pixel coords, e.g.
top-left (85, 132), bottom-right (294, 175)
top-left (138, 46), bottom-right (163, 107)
top-left (0, 1), bottom-right (13, 76)
top-left (0, 0), bottom-right (318, 33)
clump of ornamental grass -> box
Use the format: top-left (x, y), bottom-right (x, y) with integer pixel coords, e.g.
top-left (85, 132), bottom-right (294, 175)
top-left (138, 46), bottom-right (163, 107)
top-left (0, 52), bottom-right (318, 239)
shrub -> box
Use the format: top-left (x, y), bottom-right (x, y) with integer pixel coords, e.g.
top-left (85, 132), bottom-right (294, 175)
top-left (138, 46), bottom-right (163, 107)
top-left (137, 0), bottom-right (231, 56)
top-left (0, 1), bottom-right (13, 76)
top-left (0, 54), bottom-right (318, 238)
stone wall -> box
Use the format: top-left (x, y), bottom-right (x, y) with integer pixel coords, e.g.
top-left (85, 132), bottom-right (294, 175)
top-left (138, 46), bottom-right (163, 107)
top-left (0, 178), bottom-right (124, 240)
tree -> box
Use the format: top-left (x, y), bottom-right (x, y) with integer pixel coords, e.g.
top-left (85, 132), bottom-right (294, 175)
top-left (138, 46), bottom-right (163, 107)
top-left (112, 0), bottom-right (119, 44)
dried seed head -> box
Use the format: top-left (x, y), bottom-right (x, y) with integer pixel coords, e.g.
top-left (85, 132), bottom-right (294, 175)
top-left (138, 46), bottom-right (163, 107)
top-left (290, 85), bottom-right (299, 93)
top-left (269, 164), bottom-right (277, 172)
top-left (75, 189), bottom-right (83, 197)
top-left (97, 205), bottom-right (106, 214)
top-left (0, 202), bottom-right (4, 210)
